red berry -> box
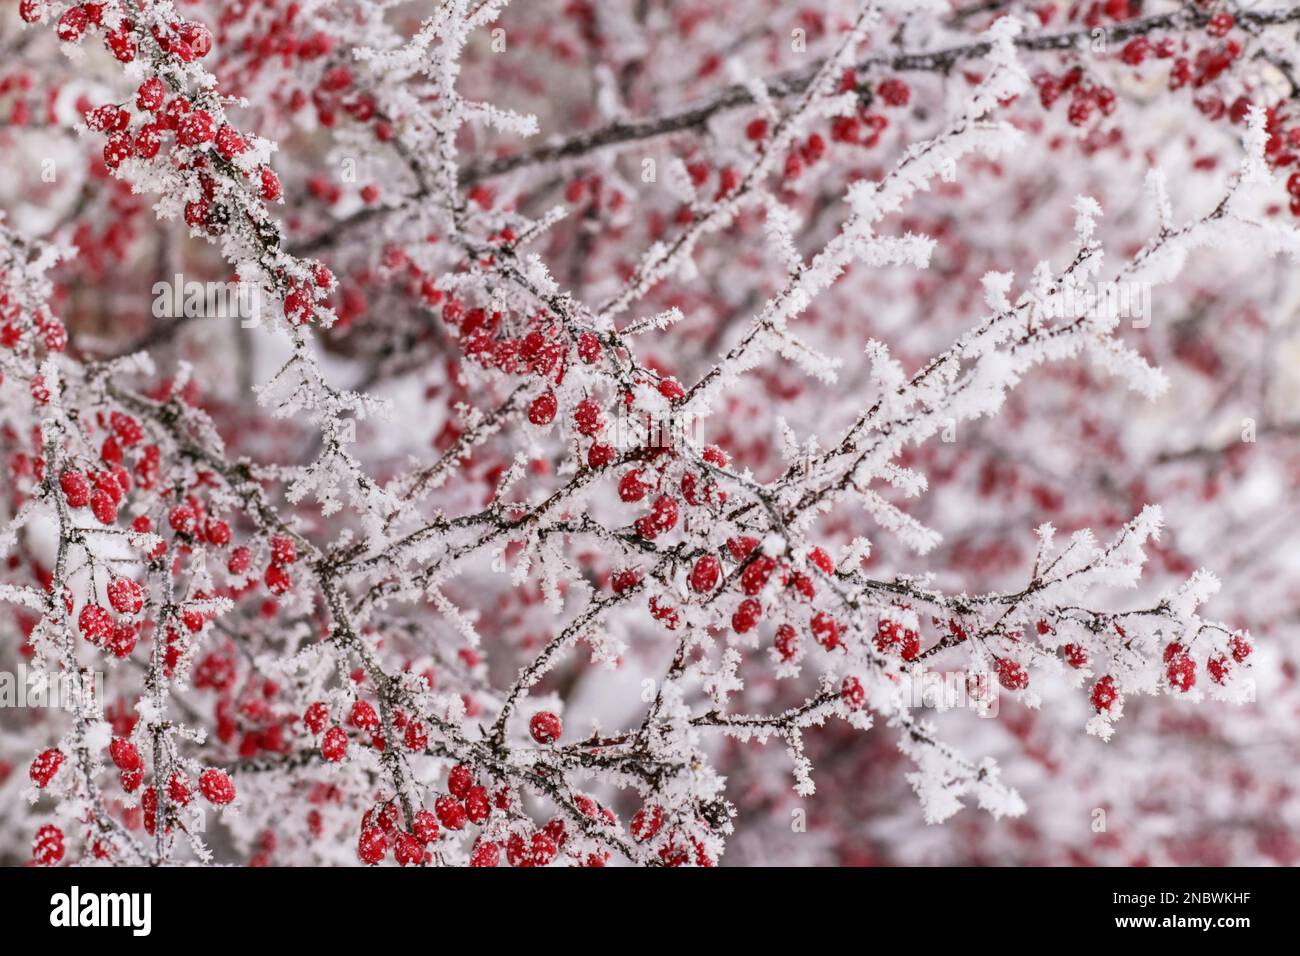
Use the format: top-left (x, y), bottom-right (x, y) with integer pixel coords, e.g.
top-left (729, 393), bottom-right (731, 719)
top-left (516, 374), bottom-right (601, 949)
top-left (227, 546), bottom-right (252, 575)
top-left (464, 786), bottom-right (490, 824)
top-left (1091, 675), bottom-right (1120, 713)
top-left (994, 658), bottom-right (1029, 691)
top-left (259, 167), bottom-right (283, 202)
top-left (168, 505), bottom-right (197, 535)
top-left (204, 518), bottom-right (231, 547)
top-left (448, 765), bottom-right (473, 799)
top-left (732, 598), bottom-right (762, 634)
top-left (611, 569), bottom-right (639, 594)
top-left (357, 826), bottom-right (387, 864)
top-left (78, 604), bottom-right (113, 644)
top-left (136, 79), bottom-right (165, 112)
top-left (877, 78), bottom-right (911, 107)
top-left (810, 611), bottom-right (840, 649)
top-left (470, 840), bottom-right (501, 866)
top-left (303, 702), bottom-right (329, 734)
top-left (349, 699), bottom-right (379, 732)
top-left (413, 809), bottom-right (440, 844)
top-left (177, 21), bottom-right (214, 59)
top-left (60, 471), bottom-right (91, 508)
top-left (321, 726), bottom-right (348, 762)
top-left (198, 768), bottom-right (235, 806)
top-left (527, 390), bottom-right (558, 426)
top-left (618, 469), bottom-right (649, 502)
top-left (775, 624), bottom-right (799, 661)
top-left (1063, 643), bottom-right (1088, 668)
top-left (648, 494), bottom-right (678, 533)
top-left (573, 399), bottom-right (603, 435)
top-left (689, 554), bottom-right (721, 593)
top-left (393, 832), bottom-right (422, 866)
top-left (404, 720), bottom-right (428, 751)
top-left (90, 488), bottom-right (118, 525)
top-left (56, 6), bottom-right (89, 42)
top-left (1229, 634), bottom-right (1252, 663)
top-left (587, 443), bottom-right (616, 469)
top-left (106, 577), bottom-right (143, 615)
top-left (1167, 652), bottom-right (1196, 692)
top-left (529, 711), bottom-right (562, 744)
top-left (741, 555), bottom-right (776, 595)
top-left (576, 333), bottom-right (601, 363)
top-left (1208, 654), bottom-right (1232, 684)
top-left (435, 795), bottom-right (467, 830)
top-left (177, 110), bottom-right (215, 148)
top-left (264, 563), bottom-right (291, 595)
top-left (269, 534), bottom-right (297, 566)
top-left (33, 825), bottom-right (64, 866)
top-left (1120, 37), bottom-right (1150, 66)
top-left (110, 737), bottom-right (141, 770)
top-left (1206, 12), bottom-right (1234, 38)
top-left (29, 748), bottom-right (63, 788)
top-left (841, 676), bottom-right (866, 710)
top-left (631, 804), bottom-right (663, 842)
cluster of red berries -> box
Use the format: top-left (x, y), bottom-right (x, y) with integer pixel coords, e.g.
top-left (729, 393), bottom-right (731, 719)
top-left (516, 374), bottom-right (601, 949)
top-left (874, 617), bottom-right (922, 662)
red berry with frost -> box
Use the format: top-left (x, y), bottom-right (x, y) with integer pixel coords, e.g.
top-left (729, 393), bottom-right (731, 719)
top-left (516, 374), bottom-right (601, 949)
top-left (33, 825), bottom-right (64, 866)
top-left (528, 390), bottom-right (557, 425)
top-left (631, 804), bottom-right (663, 842)
top-left (464, 786), bottom-right (490, 824)
top-left (470, 840), bottom-right (501, 866)
top-left (775, 624), bottom-right (799, 661)
top-left (303, 702), bottom-right (329, 734)
top-left (619, 469), bottom-right (649, 502)
top-left (321, 726), bottom-right (348, 762)
top-left (574, 399), bottom-right (603, 435)
top-left (577, 333), bottom-right (601, 363)
top-left (1206, 12), bottom-right (1234, 37)
top-left (413, 809), bottom-right (439, 844)
top-left (841, 676), bottom-right (866, 710)
top-left (404, 720), bottom-right (428, 751)
top-left (435, 795), bottom-right (467, 830)
top-left (588, 443), bottom-right (616, 469)
top-left (1167, 652), bottom-right (1196, 692)
top-left (110, 737), bottom-right (141, 770)
top-left (448, 765), bottom-right (473, 799)
top-left (199, 768), bottom-right (235, 805)
top-left (357, 826), bottom-right (387, 864)
top-left (994, 658), bottom-right (1029, 691)
top-left (529, 711), bottom-right (562, 744)
top-left (1091, 675), bottom-right (1120, 713)
top-left (689, 554), bottom-right (721, 593)
top-left (349, 699), bottom-right (379, 732)
top-left (810, 611), bottom-right (841, 649)
top-left (741, 555), bottom-right (776, 595)
top-left (1063, 643), bottom-right (1088, 668)
top-left (1229, 634), bottom-right (1252, 663)
top-left (270, 534), bottom-right (297, 566)
top-left (56, 7), bottom-right (88, 42)
top-left (78, 604), bottom-right (112, 644)
top-left (732, 598), bottom-right (761, 634)
top-left (106, 577), bottom-right (143, 615)
top-left (394, 832), bottom-right (422, 866)
top-left (227, 546), bottom-right (252, 575)
top-left (30, 748), bottom-right (63, 787)
top-left (60, 471), bottom-right (90, 508)
top-left (264, 563), bottom-right (291, 595)
top-left (259, 167), bottom-right (283, 202)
